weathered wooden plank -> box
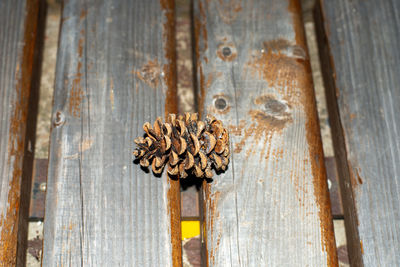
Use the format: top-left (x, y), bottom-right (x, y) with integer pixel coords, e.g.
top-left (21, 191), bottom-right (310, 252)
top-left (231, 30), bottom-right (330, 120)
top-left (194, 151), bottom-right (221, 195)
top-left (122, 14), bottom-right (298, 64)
top-left (0, 0), bottom-right (43, 266)
top-left (41, 0), bottom-right (181, 266)
top-left (194, 0), bottom-right (338, 266)
top-left (315, 0), bottom-right (400, 266)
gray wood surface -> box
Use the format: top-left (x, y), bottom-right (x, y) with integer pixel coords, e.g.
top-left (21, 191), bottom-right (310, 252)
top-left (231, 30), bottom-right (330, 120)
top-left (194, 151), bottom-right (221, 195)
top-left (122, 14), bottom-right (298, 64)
top-left (194, 0), bottom-right (338, 266)
top-left (0, 0), bottom-right (41, 265)
top-left (316, 0), bottom-right (400, 266)
top-left (41, 0), bottom-right (181, 266)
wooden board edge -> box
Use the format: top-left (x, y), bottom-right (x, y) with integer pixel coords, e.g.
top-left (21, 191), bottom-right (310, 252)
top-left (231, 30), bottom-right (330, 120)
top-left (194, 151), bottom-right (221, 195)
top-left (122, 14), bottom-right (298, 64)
top-left (0, 0), bottom-right (46, 266)
top-left (314, 2), bottom-right (364, 266)
top-left (16, 1), bottom-right (47, 265)
top-left (161, 0), bottom-right (182, 265)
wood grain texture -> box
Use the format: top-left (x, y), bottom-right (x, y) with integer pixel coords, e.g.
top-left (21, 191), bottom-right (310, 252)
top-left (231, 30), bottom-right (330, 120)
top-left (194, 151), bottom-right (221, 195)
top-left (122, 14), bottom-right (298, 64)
top-left (0, 0), bottom-right (42, 265)
top-left (316, 0), bottom-right (400, 265)
top-left (41, 0), bottom-right (181, 266)
top-left (194, 0), bottom-right (338, 266)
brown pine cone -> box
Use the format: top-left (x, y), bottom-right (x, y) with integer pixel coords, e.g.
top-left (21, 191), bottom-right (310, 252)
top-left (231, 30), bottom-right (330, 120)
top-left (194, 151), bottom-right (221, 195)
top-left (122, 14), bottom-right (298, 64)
top-left (133, 113), bottom-right (230, 179)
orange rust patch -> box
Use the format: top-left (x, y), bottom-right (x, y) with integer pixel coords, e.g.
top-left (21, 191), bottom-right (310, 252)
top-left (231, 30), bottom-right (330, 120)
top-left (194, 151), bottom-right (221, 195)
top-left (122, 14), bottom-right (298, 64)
top-left (0, 0), bottom-right (40, 264)
top-left (350, 166), bottom-right (363, 189)
top-left (160, 1), bottom-right (181, 266)
top-left (230, 105), bottom-right (292, 155)
top-left (254, 94), bottom-right (291, 116)
top-left (198, 66), bottom-right (206, 117)
top-left (79, 139), bottom-right (93, 152)
top-left (249, 110), bottom-right (292, 132)
top-left (245, 47), bottom-right (306, 103)
top-left (205, 72), bottom-right (222, 89)
top-left (194, 0), bottom-right (208, 68)
top-left (356, 169), bottom-right (363, 185)
top-left (233, 123), bottom-right (254, 154)
top-left (161, 0), bottom-right (178, 116)
top-left (288, 0), bottom-right (337, 265)
top-left (287, 0), bottom-right (307, 52)
top-left (134, 60), bottom-right (162, 89)
top-left (79, 9), bottom-right (87, 20)
top-left (68, 222), bottom-right (75, 231)
top-left (360, 240), bottom-right (364, 254)
top-left (166, 177), bottom-right (181, 266)
top-left (228, 120), bottom-right (246, 136)
top-left (203, 181), bottom-right (221, 266)
top-left (263, 38), bottom-right (306, 60)
top-left (216, 0), bottom-right (243, 24)
top-left (69, 30), bottom-right (84, 117)
top-left (263, 38), bottom-right (293, 51)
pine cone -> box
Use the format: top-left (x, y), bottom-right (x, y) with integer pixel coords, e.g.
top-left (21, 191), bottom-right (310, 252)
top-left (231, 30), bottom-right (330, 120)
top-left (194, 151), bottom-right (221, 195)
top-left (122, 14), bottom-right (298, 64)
top-left (133, 113), bottom-right (230, 179)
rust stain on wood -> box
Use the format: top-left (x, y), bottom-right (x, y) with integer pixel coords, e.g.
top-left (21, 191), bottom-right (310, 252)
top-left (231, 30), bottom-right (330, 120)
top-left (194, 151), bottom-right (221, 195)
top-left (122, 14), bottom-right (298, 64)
top-left (161, 0), bottom-right (178, 118)
top-left (79, 9), bottom-right (87, 20)
top-left (288, 0), bottom-right (338, 266)
top-left (198, 66), bottom-right (206, 117)
top-left (216, 0), bottom-right (243, 24)
top-left (195, 0), bottom-right (208, 64)
top-left (232, 123), bottom-right (255, 154)
top-left (0, 0), bottom-right (40, 264)
top-left (194, 0), bottom-right (209, 118)
top-left (69, 28), bottom-right (85, 117)
top-left (166, 177), bottom-right (181, 267)
top-left (232, 95), bottom-right (292, 154)
top-left (160, 0), bottom-right (181, 266)
top-left (134, 59), bottom-right (162, 89)
top-left (228, 120), bottom-right (246, 136)
top-left (202, 182), bottom-right (221, 267)
top-left (249, 109), bottom-right (292, 134)
top-left (79, 139), bottom-right (93, 152)
top-left (245, 40), bottom-right (307, 103)
top-left (355, 169), bottom-right (363, 185)
top-left (349, 165), bottom-right (363, 192)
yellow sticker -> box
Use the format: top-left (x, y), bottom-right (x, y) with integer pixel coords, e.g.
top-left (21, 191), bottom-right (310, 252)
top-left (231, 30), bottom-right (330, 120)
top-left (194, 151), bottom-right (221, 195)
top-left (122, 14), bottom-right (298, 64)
top-left (181, 221), bottom-right (200, 240)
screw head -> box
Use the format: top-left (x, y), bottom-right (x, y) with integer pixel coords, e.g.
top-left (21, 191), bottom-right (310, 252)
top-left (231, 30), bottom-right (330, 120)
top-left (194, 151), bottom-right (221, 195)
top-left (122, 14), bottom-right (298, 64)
top-left (222, 47), bottom-right (232, 57)
top-left (214, 97), bottom-right (227, 110)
